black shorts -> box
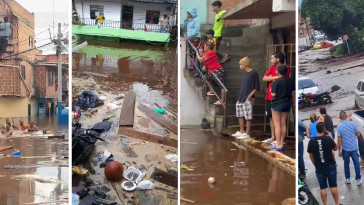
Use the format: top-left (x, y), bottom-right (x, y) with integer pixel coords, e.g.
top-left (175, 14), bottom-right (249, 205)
top-left (266, 100), bottom-right (272, 118)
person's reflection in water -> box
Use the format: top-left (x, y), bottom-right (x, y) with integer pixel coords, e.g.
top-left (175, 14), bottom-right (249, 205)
top-left (96, 54), bottom-right (104, 73)
top-left (72, 53), bottom-right (82, 71)
top-left (91, 57), bottom-right (97, 71)
top-left (118, 57), bottom-right (130, 75)
top-left (233, 148), bottom-right (249, 186)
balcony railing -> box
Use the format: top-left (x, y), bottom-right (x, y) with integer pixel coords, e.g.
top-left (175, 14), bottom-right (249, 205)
top-left (73, 18), bottom-right (169, 33)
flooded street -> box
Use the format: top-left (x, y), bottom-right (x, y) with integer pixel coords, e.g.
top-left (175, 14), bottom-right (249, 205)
top-left (0, 116), bottom-right (69, 205)
top-left (299, 49), bottom-right (364, 204)
top-left (180, 127), bottom-right (295, 205)
top-left (72, 41), bottom-right (178, 204)
top-left (299, 49), bottom-right (364, 125)
top-left (72, 41), bottom-right (178, 112)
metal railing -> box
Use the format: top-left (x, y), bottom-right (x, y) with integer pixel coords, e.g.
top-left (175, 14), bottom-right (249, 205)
top-left (184, 34), bottom-right (228, 128)
top-left (73, 18), bottom-right (169, 33)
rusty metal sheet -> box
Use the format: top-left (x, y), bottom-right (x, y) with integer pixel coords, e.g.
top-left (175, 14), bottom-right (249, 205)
top-left (151, 167), bottom-right (177, 188)
top-left (138, 104), bottom-right (178, 134)
top-left (119, 93), bottom-right (136, 126)
top-left (118, 128), bottom-right (177, 148)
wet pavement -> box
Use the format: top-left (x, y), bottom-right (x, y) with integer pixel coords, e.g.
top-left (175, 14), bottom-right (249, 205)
top-left (180, 127), bottom-right (295, 205)
top-left (72, 41), bottom-right (178, 204)
top-left (0, 116), bottom-right (69, 205)
top-left (299, 49), bottom-right (364, 204)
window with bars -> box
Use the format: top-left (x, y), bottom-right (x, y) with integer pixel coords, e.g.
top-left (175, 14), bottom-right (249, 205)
top-left (90, 5), bottom-right (104, 19)
top-left (48, 70), bottom-right (54, 86)
top-left (21, 65), bottom-right (26, 80)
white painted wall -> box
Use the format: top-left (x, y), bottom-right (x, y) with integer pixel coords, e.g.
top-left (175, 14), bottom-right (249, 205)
top-left (180, 37), bottom-right (205, 125)
top-left (74, 0), bottom-right (173, 26)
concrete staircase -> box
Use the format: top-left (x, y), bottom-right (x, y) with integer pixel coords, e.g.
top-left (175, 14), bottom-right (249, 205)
top-left (184, 24), bottom-right (272, 136)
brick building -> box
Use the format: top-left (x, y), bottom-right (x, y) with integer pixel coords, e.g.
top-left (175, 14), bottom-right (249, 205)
top-left (0, 0), bottom-right (48, 118)
top-left (298, 12), bottom-right (313, 45)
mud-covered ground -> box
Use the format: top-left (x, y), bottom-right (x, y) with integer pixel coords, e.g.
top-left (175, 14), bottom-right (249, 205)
top-left (72, 42), bottom-right (178, 205)
top-left (299, 49), bottom-right (364, 204)
top-left (0, 117), bottom-right (69, 205)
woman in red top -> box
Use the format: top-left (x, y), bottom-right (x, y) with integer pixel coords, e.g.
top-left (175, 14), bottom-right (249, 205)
top-left (196, 42), bottom-right (225, 105)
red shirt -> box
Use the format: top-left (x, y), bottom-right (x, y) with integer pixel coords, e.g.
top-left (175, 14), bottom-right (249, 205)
top-left (204, 51), bottom-right (221, 73)
top-left (265, 65), bottom-right (291, 100)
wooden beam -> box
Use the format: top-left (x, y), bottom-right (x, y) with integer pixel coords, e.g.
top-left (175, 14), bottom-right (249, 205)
top-left (138, 104), bottom-right (178, 134)
top-left (118, 128), bottom-right (177, 148)
top-left (119, 93), bottom-right (136, 126)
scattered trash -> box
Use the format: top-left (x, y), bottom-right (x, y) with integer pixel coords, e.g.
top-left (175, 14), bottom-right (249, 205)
top-left (331, 85), bottom-right (341, 92)
top-left (92, 121), bottom-right (112, 133)
top-left (95, 199), bottom-right (117, 205)
top-left (154, 109), bottom-right (166, 114)
top-left (76, 189), bottom-right (88, 199)
top-left (123, 167), bottom-right (144, 184)
top-left (0, 146), bottom-right (13, 152)
top-left (107, 102), bottom-right (119, 110)
top-left (99, 96), bottom-right (107, 101)
top-left (11, 151), bottom-right (21, 157)
top-left (181, 164), bottom-right (194, 171)
top-left (121, 181), bottom-right (137, 191)
top-left (76, 90), bottom-right (104, 110)
top-left (137, 180), bottom-right (154, 190)
top-left (99, 150), bottom-right (112, 161)
top-left (165, 154), bottom-right (178, 163)
top-left (72, 166), bottom-right (89, 177)
top-left (103, 115), bottom-right (116, 121)
top-left (72, 193), bottom-right (80, 205)
top-left (208, 177), bottom-right (216, 184)
top-left (115, 94), bottom-right (125, 100)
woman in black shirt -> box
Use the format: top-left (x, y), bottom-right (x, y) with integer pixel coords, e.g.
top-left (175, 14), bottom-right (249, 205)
top-left (270, 65), bottom-right (295, 151)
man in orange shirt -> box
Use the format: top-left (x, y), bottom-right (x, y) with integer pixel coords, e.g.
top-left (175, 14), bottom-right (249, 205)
top-left (262, 52), bottom-right (291, 145)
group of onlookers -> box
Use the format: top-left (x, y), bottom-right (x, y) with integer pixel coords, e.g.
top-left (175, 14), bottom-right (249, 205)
top-left (0, 118), bottom-right (38, 137)
top-left (185, 2), bottom-right (294, 150)
top-left (299, 108), bottom-right (364, 205)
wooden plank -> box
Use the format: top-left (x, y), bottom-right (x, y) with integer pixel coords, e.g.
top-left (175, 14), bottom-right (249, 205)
top-left (138, 104), bottom-right (178, 134)
top-left (0, 146), bottom-right (13, 152)
top-left (151, 167), bottom-right (177, 188)
top-left (118, 128), bottom-right (177, 148)
top-left (119, 93), bottom-right (136, 126)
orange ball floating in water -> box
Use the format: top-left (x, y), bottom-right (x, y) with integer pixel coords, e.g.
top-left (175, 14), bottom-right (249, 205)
top-left (104, 161), bottom-right (124, 181)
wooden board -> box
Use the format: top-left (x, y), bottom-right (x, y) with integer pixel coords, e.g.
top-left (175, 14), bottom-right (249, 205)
top-left (0, 146), bottom-right (13, 152)
top-left (151, 167), bottom-right (178, 188)
top-left (119, 128), bottom-right (177, 148)
top-left (119, 93), bottom-right (136, 126)
top-left (138, 104), bottom-right (178, 134)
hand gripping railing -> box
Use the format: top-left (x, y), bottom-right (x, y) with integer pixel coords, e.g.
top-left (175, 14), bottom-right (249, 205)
top-left (184, 34), bottom-right (228, 128)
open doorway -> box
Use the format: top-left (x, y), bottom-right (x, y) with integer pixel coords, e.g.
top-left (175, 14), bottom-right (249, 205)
top-left (122, 5), bottom-right (134, 29)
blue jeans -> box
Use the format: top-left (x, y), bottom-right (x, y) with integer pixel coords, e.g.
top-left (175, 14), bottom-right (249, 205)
top-left (342, 149), bottom-right (361, 180)
top-left (298, 141), bottom-right (305, 175)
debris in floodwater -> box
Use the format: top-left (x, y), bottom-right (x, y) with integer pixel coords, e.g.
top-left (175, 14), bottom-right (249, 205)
top-left (137, 180), bottom-right (154, 190)
top-left (92, 121), bottom-right (112, 133)
top-left (208, 177), bottom-right (216, 184)
top-left (11, 151), bottom-right (21, 156)
top-left (114, 94), bottom-right (125, 100)
top-left (331, 85), bottom-right (341, 92)
top-left (95, 198), bottom-right (117, 205)
top-left (105, 161), bottom-right (124, 181)
top-left (76, 90), bottom-right (104, 110)
top-left (122, 181), bottom-right (137, 191)
top-left (123, 167), bottom-right (144, 183)
top-left (107, 102), bottom-right (119, 110)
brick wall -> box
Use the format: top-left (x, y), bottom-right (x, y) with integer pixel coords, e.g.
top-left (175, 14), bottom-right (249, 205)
top-left (33, 65), bottom-right (47, 96)
top-left (298, 13), bottom-right (312, 38)
top-left (220, 0), bottom-right (252, 25)
top-left (0, 67), bottom-right (20, 95)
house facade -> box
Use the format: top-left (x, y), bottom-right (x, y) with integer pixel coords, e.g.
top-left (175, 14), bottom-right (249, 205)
top-left (298, 12), bottom-right (313, 45)
top-left (72, 0), bottom-right (177, 44)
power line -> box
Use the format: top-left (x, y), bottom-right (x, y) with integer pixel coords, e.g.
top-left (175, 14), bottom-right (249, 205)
top-left (13, 28), bottom-right (50, 46)
top-left (4, 42), bottom-right (53, 58)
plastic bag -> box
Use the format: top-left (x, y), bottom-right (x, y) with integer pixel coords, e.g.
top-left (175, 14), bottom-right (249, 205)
top-left (137, 180), bottom-right (154, 190)
top-left (165, 154), bottom-right (178, 163)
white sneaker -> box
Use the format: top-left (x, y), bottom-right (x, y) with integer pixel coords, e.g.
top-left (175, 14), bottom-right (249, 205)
top-left (345, 179), bottom-right (351, 184)
top-left (232, 131), bottom-right (243, 137)
top-left (263, 138), bottom-right (274, 144)
top-left (357, 179), bottom-right (362, 186)
top-left (271, 140), bottom-right (277, 145)
top-left (236, 133), bottom-right (250, 140)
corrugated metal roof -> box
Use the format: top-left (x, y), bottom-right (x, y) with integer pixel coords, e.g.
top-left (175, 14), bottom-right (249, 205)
top-left (131, 0), bottom-right (177, 4)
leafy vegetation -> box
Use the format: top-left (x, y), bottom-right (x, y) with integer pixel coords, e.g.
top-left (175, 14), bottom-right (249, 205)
top-left (301, 0), bottom-right (364, 55)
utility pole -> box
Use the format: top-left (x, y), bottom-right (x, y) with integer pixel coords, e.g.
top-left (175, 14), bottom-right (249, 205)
top-left (57, 23), bottom-right (63, 124)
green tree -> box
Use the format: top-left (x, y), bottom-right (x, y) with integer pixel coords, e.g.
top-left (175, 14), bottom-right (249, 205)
top-left (301, 0), bottom-right (364, 40)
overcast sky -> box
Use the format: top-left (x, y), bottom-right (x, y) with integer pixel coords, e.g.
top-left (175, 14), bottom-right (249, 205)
top-left (16, 0), bottom-right (69, 49)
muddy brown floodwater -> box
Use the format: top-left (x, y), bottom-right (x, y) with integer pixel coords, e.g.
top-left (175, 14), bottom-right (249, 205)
top-left (72, 41), bottom-right (178, 113)
top-left (181, 127), bottom-right (295, 205)
top-left (0, 116), bottom-right (69, 205)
